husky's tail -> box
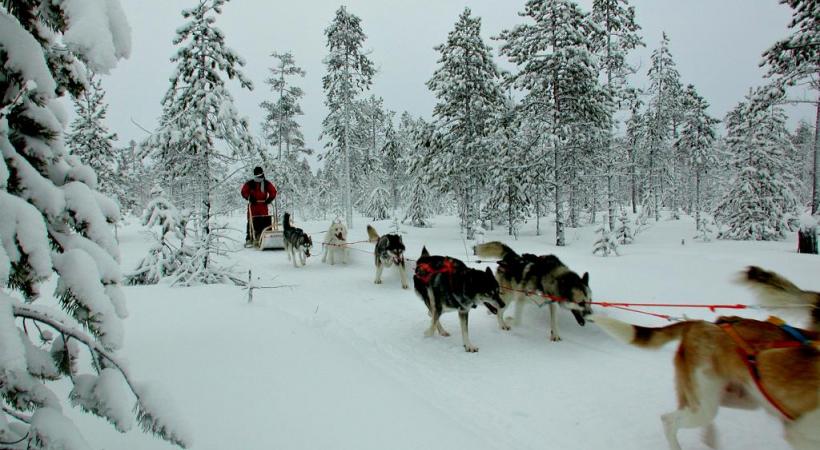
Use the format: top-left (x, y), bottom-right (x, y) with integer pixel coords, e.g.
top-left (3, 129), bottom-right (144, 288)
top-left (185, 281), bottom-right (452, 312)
top-left (473, 241), bottom-right (518, 260)
top-left (283, 212), bottom-right (293, 231)
top-left (741, 266), bottom-right (819, 308)
top-left (366, 225), bottom-right (380, 243)
top-left (592, 315), bottom-right (691, 349)
top-left (740, 266), bottom-right (819, 327)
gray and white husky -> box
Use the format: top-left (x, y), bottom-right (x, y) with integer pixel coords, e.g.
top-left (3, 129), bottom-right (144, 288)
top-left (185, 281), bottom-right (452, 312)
top-left (367, 225), bottom-right (409, 289)
top-left (473, 241), bottom-right (592, 341)
top-left (283, 212), bottom-right (312, 268)
top-left (413, 247), bottom-right (505, 352)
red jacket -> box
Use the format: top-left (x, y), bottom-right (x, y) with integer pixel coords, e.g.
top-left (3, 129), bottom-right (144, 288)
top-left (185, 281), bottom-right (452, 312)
top-left (241, 179), bottom-right (277, 217)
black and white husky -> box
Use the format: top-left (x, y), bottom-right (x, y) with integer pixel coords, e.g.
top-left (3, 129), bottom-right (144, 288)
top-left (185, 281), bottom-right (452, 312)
top-left (366, 225), bottom-right (408, 289)
top-left (283, 212), bottom-right (312, 268)
top-left (413, 247), bottom-right (505, 352)
top-left (473, 241), bottom-right (592, 341)
top-left (321, 218), bottom-right (348, 265)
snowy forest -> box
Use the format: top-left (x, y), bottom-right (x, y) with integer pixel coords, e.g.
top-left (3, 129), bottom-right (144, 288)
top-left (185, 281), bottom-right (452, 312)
top-left (1, 0), bottom-right (819, 449)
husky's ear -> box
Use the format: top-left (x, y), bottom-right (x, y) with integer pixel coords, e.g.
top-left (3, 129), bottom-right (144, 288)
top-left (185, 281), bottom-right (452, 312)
top-left (485, 267), bottom-right (493, 276)
top-left (582, 272), bottom-right (589, 285)
top-left (420, 246), bottom-right (430, 257)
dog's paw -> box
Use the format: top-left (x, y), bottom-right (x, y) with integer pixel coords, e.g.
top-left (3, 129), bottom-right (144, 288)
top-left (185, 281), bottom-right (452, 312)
top-left (374, 279), bottom-right (382, 284)
top-left (424, 328), bottom-right (434, 337)
top-left (550, 333), bottom-right (562, 342)
top-left (464, 345), bottom-right (478, 353)
top-left (439, 330), bottom-right (450, 337)
top-left (401, 284), bottom-right (409, 290)
top-left (500, 323), bottom-right (511, 331)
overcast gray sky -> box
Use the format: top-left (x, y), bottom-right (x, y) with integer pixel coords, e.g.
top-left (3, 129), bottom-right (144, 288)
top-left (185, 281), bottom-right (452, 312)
top-left (98, 0), bottom-right (813, 162)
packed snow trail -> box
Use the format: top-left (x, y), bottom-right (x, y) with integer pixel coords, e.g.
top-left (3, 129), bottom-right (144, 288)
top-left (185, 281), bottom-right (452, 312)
top-left (68, 215), bottom-right (816, 449)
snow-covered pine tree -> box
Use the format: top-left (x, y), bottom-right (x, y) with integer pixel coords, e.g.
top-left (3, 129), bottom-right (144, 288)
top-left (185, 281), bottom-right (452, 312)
top-left (593, 216), bottom-right (619, 256)
top-left (66, 74), bottom-right (123, 207)
top-left (259, 52), bottom-right (310, 218)
top-left (484, 96), bottom-right (533, 237)
top-left (591, 0), bottom-right (644, 231)
top-left (145, 0), bottom-right (256, 285)
top-left (426, 7), bottom-right (503, 240)
top-left (615, 209), bottom-right (634, 244)
top-left (261, 51), bottom-right (308, 160)
top-left (624, 97), bottom-right (647, 214)
top-left (126, 193), bottom-right (188, 285)
top-left (321, 6), bottom-right (375, 229)
top-left (645, 32), bottom-right (683, 221)
top-left (715, 90), bottom-right (800, 240)
top-left (0, 2), bottom-right (190, 447)
top-left (498, 0), bottom-right (608, 246)
top-left (790, 120), bottom-right (815, 204)
top-left (113, 140), bottom-right (150, 215)
top-left (674, 84), bottom-right (719, 231)
top-left (761, 0), bottom-right (819, 214)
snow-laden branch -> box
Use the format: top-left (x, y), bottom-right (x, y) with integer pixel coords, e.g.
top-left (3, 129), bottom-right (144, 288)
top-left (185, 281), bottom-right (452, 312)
top-left (11, 305), bottom-right (192, 449)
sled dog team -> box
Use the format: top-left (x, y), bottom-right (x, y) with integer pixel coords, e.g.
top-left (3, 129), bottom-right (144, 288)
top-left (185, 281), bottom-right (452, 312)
top-left (278, 214), bottom-right (819, 450)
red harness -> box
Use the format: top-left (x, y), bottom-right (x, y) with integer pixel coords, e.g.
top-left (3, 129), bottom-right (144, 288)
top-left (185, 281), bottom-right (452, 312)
top-left (415, 258), bottom-right (457, 284)
top-left (719, 317), bottom-right (815, 421)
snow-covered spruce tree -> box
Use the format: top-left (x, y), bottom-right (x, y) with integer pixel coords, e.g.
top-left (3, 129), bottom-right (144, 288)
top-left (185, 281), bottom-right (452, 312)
top-left (645, 32), bottom-right (683, 221)
top-left (364, 181), bottom-right (390, 221)
top-left (404, 181), bottom-right (432, 227)
top-left (593, 216), bottom-right (619, 256)
top-left (761, 0), bottom-right (819, 214)
top-left (484, 96), bottom-right (533, 237)
top-left (65, 74), bottom-right (123, 207)
top-left (498, 0), bottom-right (608, 246)
top-left (126, 193), bottom-right (188, 285)
top-left (615, 209), bottom-right (634, 244)
top-left (0, 2), bottom-right (190, 448)
top-left (674, 84), bottom-right (719, 231)
top-left (146, 0), bottom-right (255, 285)
top-left (426, 7), bottom-right (503, 240)
top-left (715, 90), bottom-right (799, 240)
top-left (591, 0), bottom-right (644, 232)
top-left (321, 6), bottom-right (375, 229)
top-left (694, 214), bottom-right (716, 242)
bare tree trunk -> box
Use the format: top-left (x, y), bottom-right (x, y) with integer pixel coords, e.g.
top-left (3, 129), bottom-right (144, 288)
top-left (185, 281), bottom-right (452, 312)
top-left (607, 173), bottom-right (615, 232)
top-left (812, 94), bottom-right (819, 214)
top-left (555, 145), bottom-right (565, 247)
top-left (695, 169), bottom-right (701, 231)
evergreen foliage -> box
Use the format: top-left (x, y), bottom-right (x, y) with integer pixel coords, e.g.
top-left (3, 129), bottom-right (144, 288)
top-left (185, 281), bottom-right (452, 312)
top-left (144, 0), bottom-right (255, 285)
top-left (321, 6), bottom-right (375, 229)
top-left (66, 75), bottom-right (122, 206)
top-left (499, 0), bottom-right (608, 245)
top-left (425, 7), bottom-right (503, 239)
top-left (715, 90), bottom-right (799, 240)
top-left (593, 216), bottom-right (619, 256)
top-left (0, 1), bottom-right (190, 447)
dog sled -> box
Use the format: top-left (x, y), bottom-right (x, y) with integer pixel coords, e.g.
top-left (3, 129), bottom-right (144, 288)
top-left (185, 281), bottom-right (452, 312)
top-left (248, 203), bottom-right (285, 250)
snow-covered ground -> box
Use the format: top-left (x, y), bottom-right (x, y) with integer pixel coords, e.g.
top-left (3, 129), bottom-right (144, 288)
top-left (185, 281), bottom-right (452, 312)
top-left (69, 214), bottom-right (819, 450)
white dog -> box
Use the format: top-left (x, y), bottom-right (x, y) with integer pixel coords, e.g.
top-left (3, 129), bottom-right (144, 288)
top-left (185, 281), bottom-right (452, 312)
top-left (321, 218), bottom-right (349, 265)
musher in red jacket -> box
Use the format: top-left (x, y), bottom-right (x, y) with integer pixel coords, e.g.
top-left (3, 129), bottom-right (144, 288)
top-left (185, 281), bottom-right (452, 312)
top-left (241, 166), bottom-right (277, 246)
